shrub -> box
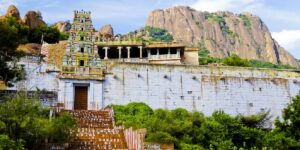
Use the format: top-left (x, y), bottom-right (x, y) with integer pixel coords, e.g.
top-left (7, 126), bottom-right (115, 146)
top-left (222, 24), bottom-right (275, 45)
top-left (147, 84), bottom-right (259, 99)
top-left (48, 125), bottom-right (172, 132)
top-left (240, 15), bottom-right (252, 30)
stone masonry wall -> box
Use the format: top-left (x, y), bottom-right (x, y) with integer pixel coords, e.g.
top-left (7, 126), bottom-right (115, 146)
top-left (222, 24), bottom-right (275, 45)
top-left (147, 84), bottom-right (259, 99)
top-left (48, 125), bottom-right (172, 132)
top-left (104, 63), bottom-right (300, 119)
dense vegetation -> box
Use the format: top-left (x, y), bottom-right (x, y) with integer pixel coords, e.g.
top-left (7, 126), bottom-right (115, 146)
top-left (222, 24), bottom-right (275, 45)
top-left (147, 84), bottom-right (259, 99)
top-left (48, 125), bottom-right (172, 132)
top-left (198, 45), bottom-right (295, 69)
top-left (28, 24), bottom-right (61, 44)
top-left (113, 93), bottom-right (300, 149)
top-left (129, 26), bottom-right (174, 42)
top-left (0, 92), bottom-right (77, 149)
top-left (0, 18), bottom-right (26, 86)
top-left (2, 17), bottom-right (62, 44)
top-left (0, 17), bottom-right (64, 86)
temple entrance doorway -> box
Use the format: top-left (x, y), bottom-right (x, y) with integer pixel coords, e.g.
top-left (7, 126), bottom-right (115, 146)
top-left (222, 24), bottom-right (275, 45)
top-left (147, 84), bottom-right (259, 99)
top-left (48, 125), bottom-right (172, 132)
top-left (74, 86), bottom-right (88, 110)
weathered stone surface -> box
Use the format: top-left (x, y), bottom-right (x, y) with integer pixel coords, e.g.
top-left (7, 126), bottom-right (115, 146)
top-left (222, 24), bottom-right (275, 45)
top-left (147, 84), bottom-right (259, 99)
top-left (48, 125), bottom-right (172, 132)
top-left (23, 11), bottom-right (46, 29)
top-left (99, 24), bottom-right (114, 38)
top-left (145, 6), bottom-right (299, 67)
top-left (0, 4), bottom-right (21, 21)
top-left (53, 21), bottom-right (71, 32)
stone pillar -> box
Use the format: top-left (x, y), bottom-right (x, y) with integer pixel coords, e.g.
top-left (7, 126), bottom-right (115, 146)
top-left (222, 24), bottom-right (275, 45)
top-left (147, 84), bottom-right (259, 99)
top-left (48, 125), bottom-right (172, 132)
top-left (117, 47), bottom-right (122, 59)
top-left (177, 48), bottom-right (180, 58)
top-left (94, 45), bottom-right (98, 55)
top-left (157, 48), bottom-right (160, 59)
top-left (168, 48), bottom-right (171, 58)
top-left (103, 47), bottom-right (109, 60)
top-left (126, 47), bottom-right (131, 59)
top-left (138, 46), bottom-right (143, 59)
top-left (147, 50), bottom-right (150, 58)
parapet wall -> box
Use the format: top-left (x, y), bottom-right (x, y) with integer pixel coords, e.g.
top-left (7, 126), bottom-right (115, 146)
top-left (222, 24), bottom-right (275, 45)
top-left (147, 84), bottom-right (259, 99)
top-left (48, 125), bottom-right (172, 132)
top-left (103, 63), bottom-right (300, 118)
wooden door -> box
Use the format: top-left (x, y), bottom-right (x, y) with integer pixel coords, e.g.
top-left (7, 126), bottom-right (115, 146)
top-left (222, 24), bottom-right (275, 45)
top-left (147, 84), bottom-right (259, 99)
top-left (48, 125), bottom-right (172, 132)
top-left (74, 86), bottom-right (88, 110)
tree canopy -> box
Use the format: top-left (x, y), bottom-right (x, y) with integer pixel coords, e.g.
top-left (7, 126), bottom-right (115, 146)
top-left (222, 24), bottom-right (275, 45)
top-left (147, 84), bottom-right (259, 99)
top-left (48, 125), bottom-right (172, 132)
top-left (113, 94), bottom-right (300, 149)
top-left (0, 19), bottom-right (26, 86)
top-left (0, 92), bottom-right (77, 149)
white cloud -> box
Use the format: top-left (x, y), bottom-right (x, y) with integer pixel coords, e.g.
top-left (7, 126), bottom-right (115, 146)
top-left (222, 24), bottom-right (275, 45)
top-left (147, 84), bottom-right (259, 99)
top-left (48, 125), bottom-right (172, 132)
top-left (272, 30), bottom-right (300, 59)
top-left (191, 0), bottom-right (263, 12)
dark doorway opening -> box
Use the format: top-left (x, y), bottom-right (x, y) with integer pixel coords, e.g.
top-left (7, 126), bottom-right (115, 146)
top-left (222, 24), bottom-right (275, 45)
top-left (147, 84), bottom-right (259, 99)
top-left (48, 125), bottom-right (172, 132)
top-left (130, 47), bottom-right (140, 58)
top-left (74, 86), bottom-right (88, 110)
top-left (80, 60), bottom-right (84, 66)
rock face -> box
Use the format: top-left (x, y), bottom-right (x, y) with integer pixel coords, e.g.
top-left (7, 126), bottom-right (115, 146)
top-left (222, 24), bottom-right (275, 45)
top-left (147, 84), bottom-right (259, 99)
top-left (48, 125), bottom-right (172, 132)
top-left (99, 24), bottom-right (114, 38)
top-left (23, 11), bottom-right (46, 29)
top-left (146, 6), bottom-right (299, 67)
top-left (53, 21), bottom-right (71, 32)
top-left (0, 5), bottom-right (21, 21)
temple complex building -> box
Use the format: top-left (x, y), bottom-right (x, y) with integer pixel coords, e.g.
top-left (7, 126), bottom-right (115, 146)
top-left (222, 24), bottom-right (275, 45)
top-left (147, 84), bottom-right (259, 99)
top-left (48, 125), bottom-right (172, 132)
top-left (2, 10), bottom-right (300, 122)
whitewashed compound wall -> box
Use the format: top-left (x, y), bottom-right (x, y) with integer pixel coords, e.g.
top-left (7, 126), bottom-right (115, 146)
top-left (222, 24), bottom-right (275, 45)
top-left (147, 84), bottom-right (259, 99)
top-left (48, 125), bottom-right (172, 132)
top-left (103, 63), bottom-right (300, 119)
top-left (8, 56), bottom-right (60, 92)
top-left (9, 59), bottom-right (300, 119)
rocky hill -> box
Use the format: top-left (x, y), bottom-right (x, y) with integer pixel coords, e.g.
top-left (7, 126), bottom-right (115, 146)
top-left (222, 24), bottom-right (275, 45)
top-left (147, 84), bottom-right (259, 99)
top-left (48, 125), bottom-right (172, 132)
top-left (146, 6), bottom-right (299, 67)
top-left (1, 4), bottom-right (46, 29)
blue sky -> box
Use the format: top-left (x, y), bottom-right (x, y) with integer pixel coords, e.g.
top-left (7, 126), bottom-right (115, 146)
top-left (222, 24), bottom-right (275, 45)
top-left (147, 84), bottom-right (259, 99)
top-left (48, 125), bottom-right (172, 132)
top-left (1, 0), bottom-right (300, 59)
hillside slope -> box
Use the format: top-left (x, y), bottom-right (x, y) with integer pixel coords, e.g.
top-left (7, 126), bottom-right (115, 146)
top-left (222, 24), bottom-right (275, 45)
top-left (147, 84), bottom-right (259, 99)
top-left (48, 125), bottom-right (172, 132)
top-left (146, 6), bottom-right (299, 67)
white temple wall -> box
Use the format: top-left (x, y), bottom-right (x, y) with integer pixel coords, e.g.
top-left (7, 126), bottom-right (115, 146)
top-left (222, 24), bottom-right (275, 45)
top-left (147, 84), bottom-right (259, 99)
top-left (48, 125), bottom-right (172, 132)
top-left (103, 63), bottom-right (300, 118)
top-left (8, 56), bottom-right (59, 92)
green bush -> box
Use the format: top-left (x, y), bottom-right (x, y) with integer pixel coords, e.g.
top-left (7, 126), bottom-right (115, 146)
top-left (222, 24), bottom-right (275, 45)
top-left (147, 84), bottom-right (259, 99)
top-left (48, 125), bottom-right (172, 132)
top-left (240, 15), bottom-right (252, 30)
top-left (0, 93), bottom-right (77, 149)
top-left (59, 32), bottom-right (69, 41)
top-left (142, 26), bottom-right (174, 42)
top-left (198, 44), bottom-right (221, 65)
top-left (113, 102), bottom-right (290, 149)
top-left (198, 48), bottom-right (294, 69)
top-left (222, 54), bottom-right (250, 67)
top-left (249, 59), bottom-right (294, 69)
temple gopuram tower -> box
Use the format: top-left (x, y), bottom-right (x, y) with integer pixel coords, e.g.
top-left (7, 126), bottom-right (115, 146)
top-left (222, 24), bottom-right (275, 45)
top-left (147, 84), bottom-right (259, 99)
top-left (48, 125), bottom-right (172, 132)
top-left (62, 10), bottom-right (101, 72)
top-left (58, 10), bottom-right (104, 111)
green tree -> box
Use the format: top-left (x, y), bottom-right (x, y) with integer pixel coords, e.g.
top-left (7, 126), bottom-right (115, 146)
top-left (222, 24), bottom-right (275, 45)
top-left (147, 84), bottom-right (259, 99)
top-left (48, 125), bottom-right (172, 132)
top-left (222, 54), bottom-right (250, 67)
top-left (0, 19), bottom-right (26, 86)
top-left (198, 44), bottom-right (221, 65)
top-left (113, 102), bottom-right (278, 149)
top-left (276, 93), bottom-right (300, 141)
top-left (0, 93), bottom-right (77, 149)
top-left (143, 26), bottom-right (174, 42)
top-left (28, 25), bottom-right (61, 44)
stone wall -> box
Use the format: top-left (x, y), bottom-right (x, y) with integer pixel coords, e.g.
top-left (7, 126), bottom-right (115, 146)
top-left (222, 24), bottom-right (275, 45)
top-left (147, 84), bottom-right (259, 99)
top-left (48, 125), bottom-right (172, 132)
top-left (8, 56), bottom-right (60, 92)
top-left (104, 63), bottom-right (300, 119)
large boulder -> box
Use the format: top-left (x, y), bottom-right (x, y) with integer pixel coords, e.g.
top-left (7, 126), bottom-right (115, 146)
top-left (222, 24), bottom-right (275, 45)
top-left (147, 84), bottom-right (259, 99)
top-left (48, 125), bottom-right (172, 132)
top-left (0, 4), bottom-right (21, 21)
top-left (53, 21), bottom-right (71, 32)
top-left (99, 24), bottom-right (114, 38)
top-left (23, 11), bottom-right (46, 29)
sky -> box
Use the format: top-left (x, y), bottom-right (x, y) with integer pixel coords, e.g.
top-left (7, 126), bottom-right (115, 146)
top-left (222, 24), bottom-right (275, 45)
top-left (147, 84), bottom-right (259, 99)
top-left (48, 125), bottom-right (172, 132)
top-left (0, 0), bottom-right (299, 59)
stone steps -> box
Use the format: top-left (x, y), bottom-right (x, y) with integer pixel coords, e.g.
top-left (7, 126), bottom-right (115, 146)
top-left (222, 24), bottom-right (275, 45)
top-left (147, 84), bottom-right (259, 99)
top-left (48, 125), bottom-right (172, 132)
top-left (67, 110), bottom-right (128, 150)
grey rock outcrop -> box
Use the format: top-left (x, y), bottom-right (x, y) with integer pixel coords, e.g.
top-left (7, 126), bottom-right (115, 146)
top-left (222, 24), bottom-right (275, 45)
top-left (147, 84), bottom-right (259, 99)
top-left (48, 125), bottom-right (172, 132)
top-left (99, 24), bottom-right (114, 38)
top-left (23, 11), bottom-right (46, 29)
top-left (53, 21), bottom-right (71, 32)
top-left (146, 6), bottom-right (299, 67)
